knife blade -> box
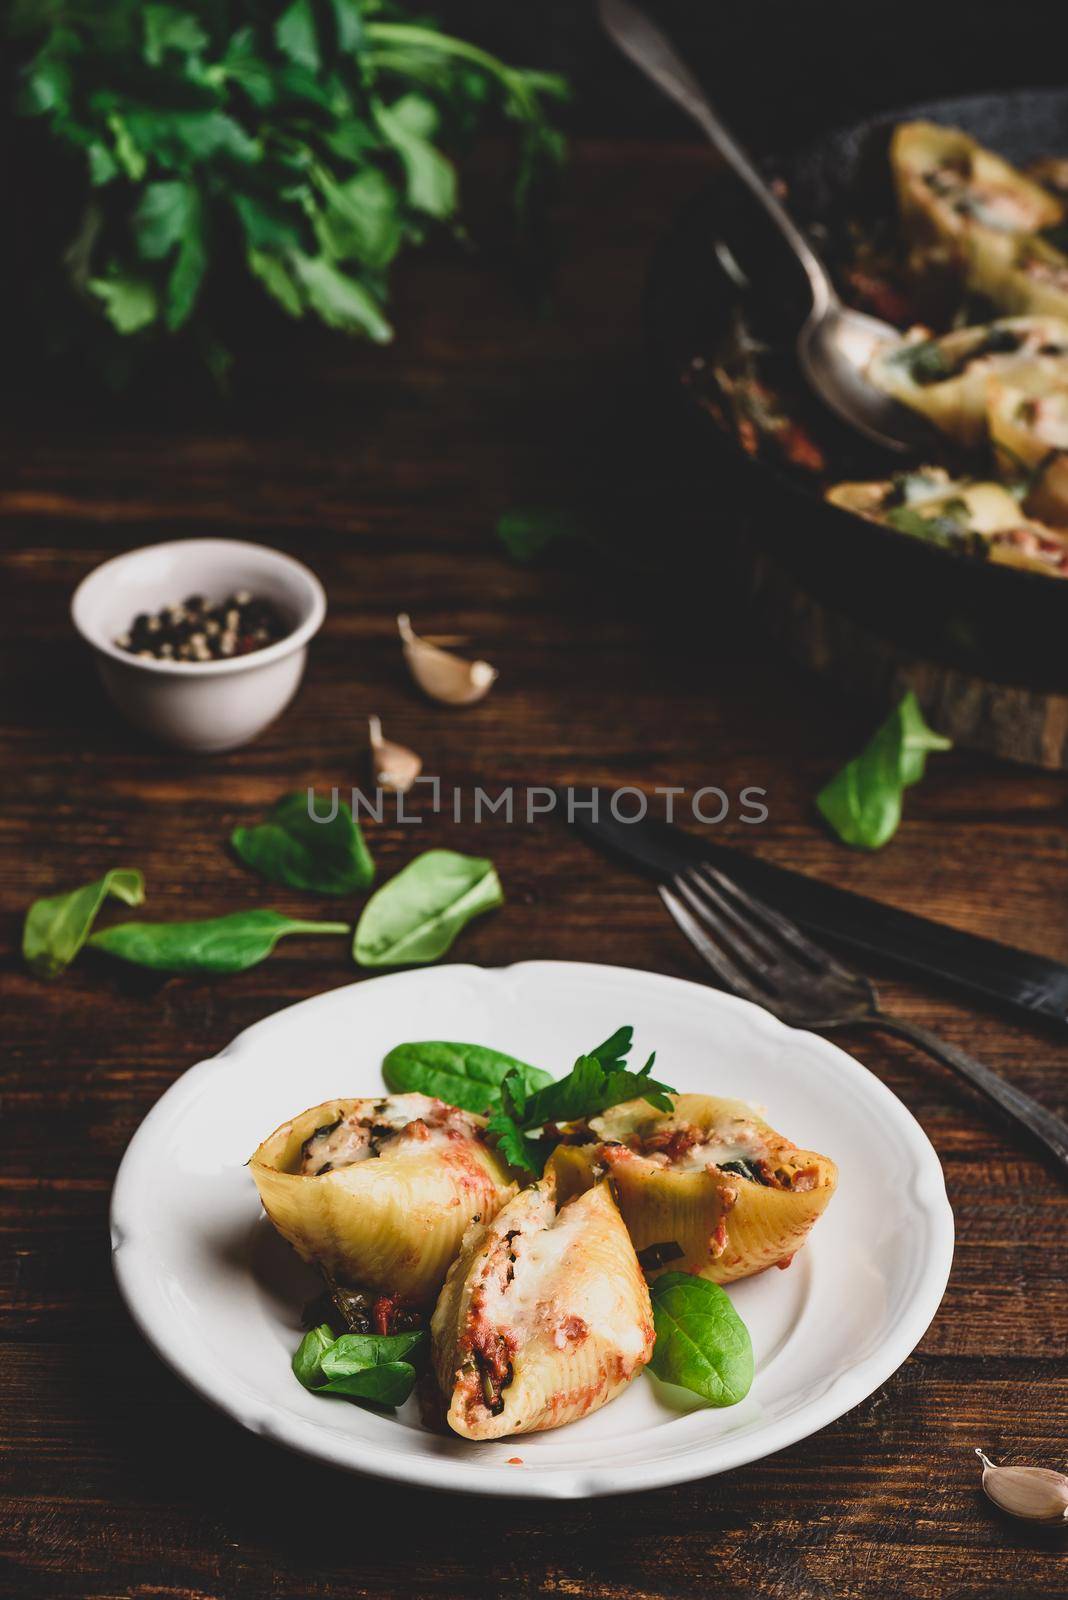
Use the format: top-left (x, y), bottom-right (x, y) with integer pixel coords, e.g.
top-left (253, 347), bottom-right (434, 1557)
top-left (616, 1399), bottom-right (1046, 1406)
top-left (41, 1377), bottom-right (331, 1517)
top-left (563, 789), bottom-right (1068, 1032)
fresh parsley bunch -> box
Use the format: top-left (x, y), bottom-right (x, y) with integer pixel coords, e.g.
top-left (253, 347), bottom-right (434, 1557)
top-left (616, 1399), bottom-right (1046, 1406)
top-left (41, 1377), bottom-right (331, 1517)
top-left (487, 1026), bottom-right (676, 1174)
top-left (9, 0), bottom-right (567, 379)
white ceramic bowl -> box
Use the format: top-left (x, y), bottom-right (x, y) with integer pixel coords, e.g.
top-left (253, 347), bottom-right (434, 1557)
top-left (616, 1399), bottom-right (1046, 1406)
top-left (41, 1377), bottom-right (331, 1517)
top-left (71, 539), bottom-right (326, 752)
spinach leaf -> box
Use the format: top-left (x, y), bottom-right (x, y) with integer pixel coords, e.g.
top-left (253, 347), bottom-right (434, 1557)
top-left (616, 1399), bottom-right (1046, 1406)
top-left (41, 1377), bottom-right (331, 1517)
top-left (647, 1273), bottom-right (754, 1406)
top-left (88, 909), bottom-right (349, 973)
top-left (353, 850), bottom-right (503, 967)
top-left (382, 1041), bottom-right (551, 1113)
top-left (816, 691), bottom-right (952, 851)
top-left (23, 868), bottom-right (145, 979)
top-left (496, 507), bottom-right (586, 563)
top-left (292, 1322), bottom-right (420, 1408)
top-left (320, 1330), bottom-right (426, 1376)
top-left (232, 791), bottom-right (374, 895)
top-left (292, 1323), bottom-right (335, 1388)
top-left (316, 1363), bottom-right (417, 1405)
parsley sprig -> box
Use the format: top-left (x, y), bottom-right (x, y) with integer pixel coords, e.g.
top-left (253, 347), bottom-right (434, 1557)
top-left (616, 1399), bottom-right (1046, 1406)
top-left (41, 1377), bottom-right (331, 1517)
top-left (486, 1025), bottom-right (675, 1174)
top-left (9, 0), bottom-right (568, 381)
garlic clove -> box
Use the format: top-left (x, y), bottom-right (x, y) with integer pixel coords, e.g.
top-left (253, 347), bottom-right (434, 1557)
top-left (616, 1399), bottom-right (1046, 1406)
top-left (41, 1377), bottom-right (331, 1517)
top-left (368, 714), bottom-right (422, 794)
top-left (976, 1449), bottom-right (1068, 1523)
top-left (397, 613), bottom-right (497, 706)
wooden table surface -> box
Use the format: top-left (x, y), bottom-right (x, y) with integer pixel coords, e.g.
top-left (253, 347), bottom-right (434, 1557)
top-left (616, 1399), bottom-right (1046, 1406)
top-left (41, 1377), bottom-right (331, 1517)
top-left (3, 139), bottom-right (1067, 1600)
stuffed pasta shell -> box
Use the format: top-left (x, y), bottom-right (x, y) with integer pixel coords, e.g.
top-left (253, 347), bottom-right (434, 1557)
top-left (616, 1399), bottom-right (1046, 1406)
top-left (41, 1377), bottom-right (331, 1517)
top-left (250, 1093), bottom-right (516, 1305)
top-left (981, 234), bottom-right (1068, 324)
top-left (431, 1177), bottom-right (654, 1439)
top-left (1027, 158), bottom-right (1068, 205)
top-left (890, 122), bottom-right (1062, 295)
top-left (868, 317), bottom-right (1068, 447)
top-left (1026, 454), bottom-right (1068, 532)
top-left (549, 1094), bottom-right (837, 1286)
top-left (987, 359), bottom-right (1068, 479)
top-left (826, 470), bottom-right (1068, 576)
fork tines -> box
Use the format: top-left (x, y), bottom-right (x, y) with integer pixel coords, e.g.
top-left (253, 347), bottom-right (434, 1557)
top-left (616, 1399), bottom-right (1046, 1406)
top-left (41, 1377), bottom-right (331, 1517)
top-left (659, 863), bottom-right (864, 1018)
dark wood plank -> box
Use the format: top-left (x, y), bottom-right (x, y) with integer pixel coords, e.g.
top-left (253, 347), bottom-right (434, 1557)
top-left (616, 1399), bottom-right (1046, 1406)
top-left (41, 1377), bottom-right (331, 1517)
top-left (2, 133), bottom-right (1066, 1600)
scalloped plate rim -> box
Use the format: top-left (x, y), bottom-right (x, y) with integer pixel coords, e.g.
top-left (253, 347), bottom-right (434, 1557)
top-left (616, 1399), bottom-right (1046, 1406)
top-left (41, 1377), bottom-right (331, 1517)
top-left (111, 960), bottom-right (954, 1499)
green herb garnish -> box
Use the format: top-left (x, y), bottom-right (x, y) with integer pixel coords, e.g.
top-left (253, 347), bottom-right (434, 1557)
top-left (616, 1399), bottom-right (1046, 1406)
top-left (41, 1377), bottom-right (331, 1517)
top-left (88, 908), bottom-right (350, 972)
top-left (353, 849), bottom-right (503, 967)
top-left (816, 690), bottom-right (952, 851)
top-left (486, 1026), bottom-right (675, 1174)
top-left (232, 791), bottom-right (374, 895)
top-left (11, 0), bottom-right (569, 380)
top-left (647, 1273), bottom-right (754, 1407)
top-left (22, 868), bottom-right (145, 979)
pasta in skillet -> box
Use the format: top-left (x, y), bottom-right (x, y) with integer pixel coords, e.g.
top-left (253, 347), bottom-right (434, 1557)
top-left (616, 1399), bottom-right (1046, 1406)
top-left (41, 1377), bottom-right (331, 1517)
top-left (890, 121), bottom-right (1062, 297)
top-left (867, 317), bottom-right (1068, 448)
top-left (826, 471), bottom-right (1068, 577)
top-left (987, 361), bottom-right (1068, 528)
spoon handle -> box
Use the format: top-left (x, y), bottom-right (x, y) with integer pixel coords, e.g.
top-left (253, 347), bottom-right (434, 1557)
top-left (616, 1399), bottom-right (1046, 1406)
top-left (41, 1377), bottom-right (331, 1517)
top-left (598, 0), bottom-right (834, 312)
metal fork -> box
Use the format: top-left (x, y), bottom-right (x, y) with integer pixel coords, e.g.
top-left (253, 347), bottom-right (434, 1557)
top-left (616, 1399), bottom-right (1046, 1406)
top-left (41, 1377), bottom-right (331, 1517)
top-left (660, 863), bottom-right (1068, 1178)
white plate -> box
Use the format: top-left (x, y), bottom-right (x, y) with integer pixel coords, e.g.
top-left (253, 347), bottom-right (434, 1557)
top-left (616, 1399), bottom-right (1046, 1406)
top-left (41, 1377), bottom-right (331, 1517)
top-left (111, 961), bottom-right (953, 1499)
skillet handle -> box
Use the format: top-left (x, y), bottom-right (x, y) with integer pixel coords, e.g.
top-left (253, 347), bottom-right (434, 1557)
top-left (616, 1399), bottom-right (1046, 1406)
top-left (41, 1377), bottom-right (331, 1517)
top-left (597, 0), bottom-right (835, 314)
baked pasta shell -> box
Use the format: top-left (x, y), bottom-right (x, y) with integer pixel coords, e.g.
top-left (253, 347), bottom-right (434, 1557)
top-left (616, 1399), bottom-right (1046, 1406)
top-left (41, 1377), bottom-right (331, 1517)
top-left (985, 238), bottom-right (1068, 324)
top-left (432, 1178), bottom-right (654, 1440)
top-left (868, 318), bottom-right (1068, 448)
top-left (987, 360), bottom-right (1068, 480)
top-left (1027, 453), bottom-right (1068, 531)
top-left (549, 1093), bottom-right (837, 1286)
top-left (827, 471), bottom-right (1068, 576)
top-left (250, 1094), bottom-right (516, 1304)
top-left (891, 121), bottom-right (1062, 296)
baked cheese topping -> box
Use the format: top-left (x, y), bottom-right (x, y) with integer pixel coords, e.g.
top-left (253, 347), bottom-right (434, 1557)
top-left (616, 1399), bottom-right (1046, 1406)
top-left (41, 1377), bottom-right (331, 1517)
top-left (299, 1093), bottom-right (482, 1176)
top-left (627, 1112), bottom-right (770, 1173)
top-left (925, 166), bottom-right (1051, 233)
top-left (464, 1187), bottom-right (648, 1397)
top-left (1020, 389), bottom-right (1068, 450)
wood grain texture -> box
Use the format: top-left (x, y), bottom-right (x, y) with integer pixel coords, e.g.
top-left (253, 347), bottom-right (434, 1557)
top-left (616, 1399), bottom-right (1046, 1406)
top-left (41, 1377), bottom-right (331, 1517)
top-left (2, 138), bottom-right (1067, 1600)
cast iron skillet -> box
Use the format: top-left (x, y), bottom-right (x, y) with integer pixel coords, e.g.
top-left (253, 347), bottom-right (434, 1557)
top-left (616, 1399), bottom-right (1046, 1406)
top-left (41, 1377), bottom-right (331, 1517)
top-left (644, 88), bottom-right (1068, 691)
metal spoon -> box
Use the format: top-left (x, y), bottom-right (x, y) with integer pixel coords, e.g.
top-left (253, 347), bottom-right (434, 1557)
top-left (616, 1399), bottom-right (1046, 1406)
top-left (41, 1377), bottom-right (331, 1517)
top-left (599, 0), bottom-right (924, 453)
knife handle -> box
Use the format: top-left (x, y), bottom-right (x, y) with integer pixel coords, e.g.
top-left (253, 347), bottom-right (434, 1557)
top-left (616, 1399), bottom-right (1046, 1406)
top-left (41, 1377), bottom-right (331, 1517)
top-left (876, 1011), bottom-right (1068, 1177)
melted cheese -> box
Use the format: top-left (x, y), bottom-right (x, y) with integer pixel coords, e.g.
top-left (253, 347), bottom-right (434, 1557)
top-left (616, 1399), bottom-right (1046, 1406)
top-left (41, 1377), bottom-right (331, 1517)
top-left (1028, 391), bottom-right (1068, 449)
top-left (633, 1113), bottom-right (769, 1173)
top-left (299, 1092), bottom-right (478, 1175)
top-left (474, 1188), bottom-right (647, 1361)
